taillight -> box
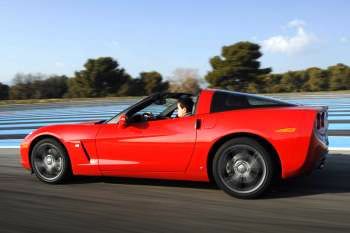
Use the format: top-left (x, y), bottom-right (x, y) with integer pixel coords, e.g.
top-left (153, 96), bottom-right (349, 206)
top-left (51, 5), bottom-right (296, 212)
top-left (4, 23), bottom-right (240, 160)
top-left (320, 112), bottom-right (325, 128)
top-left (316, 113), bottom-right (321, 130)
top-left (316, 111), bottom-right (326, 131)
top-left (314, 108), bottom-right (329, 146)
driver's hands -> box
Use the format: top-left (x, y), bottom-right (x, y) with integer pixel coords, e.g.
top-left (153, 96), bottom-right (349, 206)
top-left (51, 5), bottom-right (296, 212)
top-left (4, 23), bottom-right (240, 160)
top-left (142, 112), bottom-right (154, 120)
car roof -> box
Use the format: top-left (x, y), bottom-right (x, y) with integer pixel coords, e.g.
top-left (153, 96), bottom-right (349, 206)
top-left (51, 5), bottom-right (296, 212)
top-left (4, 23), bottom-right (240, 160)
top-left (203, 88), bottom-right (296, 106)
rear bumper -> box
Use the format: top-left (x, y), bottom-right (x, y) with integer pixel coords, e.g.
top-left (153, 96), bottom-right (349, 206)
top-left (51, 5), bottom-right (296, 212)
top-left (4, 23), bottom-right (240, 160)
top-left (301, 131), bottom-right (328, 174)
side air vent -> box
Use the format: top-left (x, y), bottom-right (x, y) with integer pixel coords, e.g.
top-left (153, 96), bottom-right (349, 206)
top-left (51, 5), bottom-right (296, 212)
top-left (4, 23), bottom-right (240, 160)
top-left (80, 142), bottom-right (91, 161)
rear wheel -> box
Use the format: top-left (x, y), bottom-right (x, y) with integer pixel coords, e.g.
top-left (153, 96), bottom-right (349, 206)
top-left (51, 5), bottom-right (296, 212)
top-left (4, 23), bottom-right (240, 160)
top-left (31, 138), bottom-right (71, 184)
top-left (212, 137), bottom-right (274, 199)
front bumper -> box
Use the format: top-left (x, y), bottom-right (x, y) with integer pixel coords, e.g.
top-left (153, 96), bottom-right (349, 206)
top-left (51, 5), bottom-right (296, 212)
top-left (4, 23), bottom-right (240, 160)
top-left (20, 140), bottom-right (31, 170)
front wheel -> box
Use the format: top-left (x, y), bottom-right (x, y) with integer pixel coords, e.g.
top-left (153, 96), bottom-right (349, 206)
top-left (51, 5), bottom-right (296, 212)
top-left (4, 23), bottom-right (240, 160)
top-left (212, 137), bottom-right (275, 199)
top-left (31, 138), bottom-right (71, 184)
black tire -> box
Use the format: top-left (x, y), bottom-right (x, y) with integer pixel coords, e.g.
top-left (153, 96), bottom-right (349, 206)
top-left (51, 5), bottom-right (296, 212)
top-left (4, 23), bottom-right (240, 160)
top-left (31, 138), bottom-right (71, 184)
top-left (212, 137), bottom-right (275, 199)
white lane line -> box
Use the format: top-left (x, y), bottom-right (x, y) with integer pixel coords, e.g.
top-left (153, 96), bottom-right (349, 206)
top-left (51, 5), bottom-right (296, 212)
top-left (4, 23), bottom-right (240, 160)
top-left (0, 145), bottom-right (20, 149)
top-left (329, 147), bottom-right (350, 151)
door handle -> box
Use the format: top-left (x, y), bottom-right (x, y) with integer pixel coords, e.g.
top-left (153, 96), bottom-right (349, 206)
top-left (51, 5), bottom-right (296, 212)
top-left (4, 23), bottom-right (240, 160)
top-left (195, 119), bottom-right (201, 129)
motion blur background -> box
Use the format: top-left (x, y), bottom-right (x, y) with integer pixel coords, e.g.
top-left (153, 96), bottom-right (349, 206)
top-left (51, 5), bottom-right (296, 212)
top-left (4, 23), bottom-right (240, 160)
top-left (0, 93), bottom-right (349, 150)
top-left (1, 0), bottom-right (350, 100)
top-left (1, 0), bottom-right (350, 148)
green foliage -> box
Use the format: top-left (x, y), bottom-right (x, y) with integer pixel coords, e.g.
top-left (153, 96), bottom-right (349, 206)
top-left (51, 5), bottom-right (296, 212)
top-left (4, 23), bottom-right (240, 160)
top-left (118, 78), bottom-right (144, 96)
top-left (3, 45), bottom-right (350, 100)
top-left (9, 73), bottom-right (40, 99)
top-left (139, 71), bottom-right (169, 95)
top-left (279, 71), bottom-right (307, 92)
top-left (328, 63), bottom-right (350, 91)
top-left (260, 64), bottom-right (350, 93)
top-left (205, 41), bottom-right (271, 92)
top-left (0, 82), bottom-right (9, 100)
top-left (117, 71), bottom-right (169, 96)
top-left (41, 75), bottom-right (69, 98)
top-left (305, 68), bottom-right (329, 91)
top-left (66, 57), bottom-right (131, 97)
top-left (9, 73), bottom-right (68, 99)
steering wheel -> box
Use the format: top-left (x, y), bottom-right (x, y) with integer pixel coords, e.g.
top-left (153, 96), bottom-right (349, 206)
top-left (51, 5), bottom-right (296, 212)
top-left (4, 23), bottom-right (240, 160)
top-left (142, 112), bottom-right (154, 120)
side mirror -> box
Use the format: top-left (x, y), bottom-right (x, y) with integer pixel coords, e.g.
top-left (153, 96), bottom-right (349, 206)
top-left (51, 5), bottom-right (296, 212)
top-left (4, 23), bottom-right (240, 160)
top-left (118, 114), bottom-right (128, 129)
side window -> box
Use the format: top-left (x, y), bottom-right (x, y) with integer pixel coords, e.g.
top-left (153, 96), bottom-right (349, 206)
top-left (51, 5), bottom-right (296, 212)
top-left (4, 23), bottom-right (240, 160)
top-left (247, 96), bottom-right (282, 106)
top-left (138, 98), bottom-right (176, 116)
top-left (210, 92), bottom-right (249, 113)
top-left (210, 91), bottom-right (291, 113)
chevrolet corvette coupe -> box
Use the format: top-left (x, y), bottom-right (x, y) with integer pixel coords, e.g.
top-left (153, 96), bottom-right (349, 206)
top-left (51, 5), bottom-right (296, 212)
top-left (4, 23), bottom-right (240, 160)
top-left (20, 89), bottom-right (328, 198)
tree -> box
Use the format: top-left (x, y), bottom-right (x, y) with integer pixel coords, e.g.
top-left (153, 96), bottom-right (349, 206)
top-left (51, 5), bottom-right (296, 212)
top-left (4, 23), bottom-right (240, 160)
top-left (328, 64), bottom-right (350, 91)
top-left (67, 57), bottom-right (131, 97)
top-left (205, 41), bottom-right (271, 92)
top-left (305, 67), bottom-right (329, 91)
top-left (9, 73), bottom-right (44, 99)
top-left (39, 75), bottom-right (69, 98)
top-left (169, 68), bottom-right (201, 94)
top-left (9, 73), bottom-right (69, 99)
top-left (139, 71), bottom-right (169, 95)
top-left (118, 78), bottom-right (144, 96)
top-left (0, 82), bottom-right (9, 100)
top-left (118, 71), bottom-right (169, 96)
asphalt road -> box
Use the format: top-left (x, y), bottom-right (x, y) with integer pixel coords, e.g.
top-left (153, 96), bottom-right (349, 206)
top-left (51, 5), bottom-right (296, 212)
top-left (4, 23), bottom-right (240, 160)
top-left (1, 149), bottom-right (350, 233)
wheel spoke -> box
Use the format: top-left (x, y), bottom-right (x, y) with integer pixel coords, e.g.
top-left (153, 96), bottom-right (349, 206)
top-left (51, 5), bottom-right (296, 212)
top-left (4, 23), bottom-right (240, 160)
top-left (37, 147), bottom-right (46, 158)
top-left (219, 144), bottom-right (267, 194)
top-left (239, 176), bottom-right (245, 188)
top-left (250, 158), bottom-right (261, 172)
top-left (51, 148), bottom-right (59, 157)
top-left (33, 143), bottom-right (65, 181)
top-left (35, 160), bottom-right (46, 172)
top-left (245, 172), bottom-right (259, 184)
top-left (50, 166), bottom-right (59, 175)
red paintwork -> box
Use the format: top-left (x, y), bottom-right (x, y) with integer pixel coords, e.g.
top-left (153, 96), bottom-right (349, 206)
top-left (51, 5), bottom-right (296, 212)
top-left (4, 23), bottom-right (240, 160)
top-left (20, 89), bottom-right (328, 181)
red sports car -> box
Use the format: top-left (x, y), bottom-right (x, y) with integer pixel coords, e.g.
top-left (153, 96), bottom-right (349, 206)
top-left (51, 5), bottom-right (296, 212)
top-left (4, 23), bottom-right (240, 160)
top-left (20, 89), bottom-right (328, 198)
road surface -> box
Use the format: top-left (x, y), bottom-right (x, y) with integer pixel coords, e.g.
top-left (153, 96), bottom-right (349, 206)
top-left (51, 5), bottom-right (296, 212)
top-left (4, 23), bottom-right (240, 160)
top-left (1, 149), bottom-right (350, 233)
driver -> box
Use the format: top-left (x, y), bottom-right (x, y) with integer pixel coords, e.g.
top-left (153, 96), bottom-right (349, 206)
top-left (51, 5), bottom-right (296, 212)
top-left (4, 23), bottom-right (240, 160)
top-left (177, 97), bottom-right (194, 118)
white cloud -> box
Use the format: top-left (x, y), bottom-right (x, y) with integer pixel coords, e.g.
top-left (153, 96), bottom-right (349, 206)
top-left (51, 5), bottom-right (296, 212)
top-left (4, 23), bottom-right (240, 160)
top-left (287, 19), bottom-right (306, 28)
top-left (262, 19), bottom-right (316, 55)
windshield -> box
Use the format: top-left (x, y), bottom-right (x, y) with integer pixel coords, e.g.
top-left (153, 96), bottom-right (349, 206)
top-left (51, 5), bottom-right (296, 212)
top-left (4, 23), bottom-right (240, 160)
top-left (106, 93), bottom-right (197, 124)
top-left (106, 96), bottom-right (150, 124)
top-left (130, 98), bottom-right (177, 118)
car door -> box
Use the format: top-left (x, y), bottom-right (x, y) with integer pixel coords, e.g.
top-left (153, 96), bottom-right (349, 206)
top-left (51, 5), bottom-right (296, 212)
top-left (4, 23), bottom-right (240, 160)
top-left (96, 115), bottom-right (197, 173)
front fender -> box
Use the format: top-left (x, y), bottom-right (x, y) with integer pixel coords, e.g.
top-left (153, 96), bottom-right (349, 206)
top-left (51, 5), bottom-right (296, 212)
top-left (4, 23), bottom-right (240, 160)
top-left (20, 124), bottom-right (102, 176)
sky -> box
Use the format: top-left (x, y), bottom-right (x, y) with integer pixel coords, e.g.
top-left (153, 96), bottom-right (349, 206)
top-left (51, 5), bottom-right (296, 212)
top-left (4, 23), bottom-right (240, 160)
top-left (0, 0), bottom-right (350, 84)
